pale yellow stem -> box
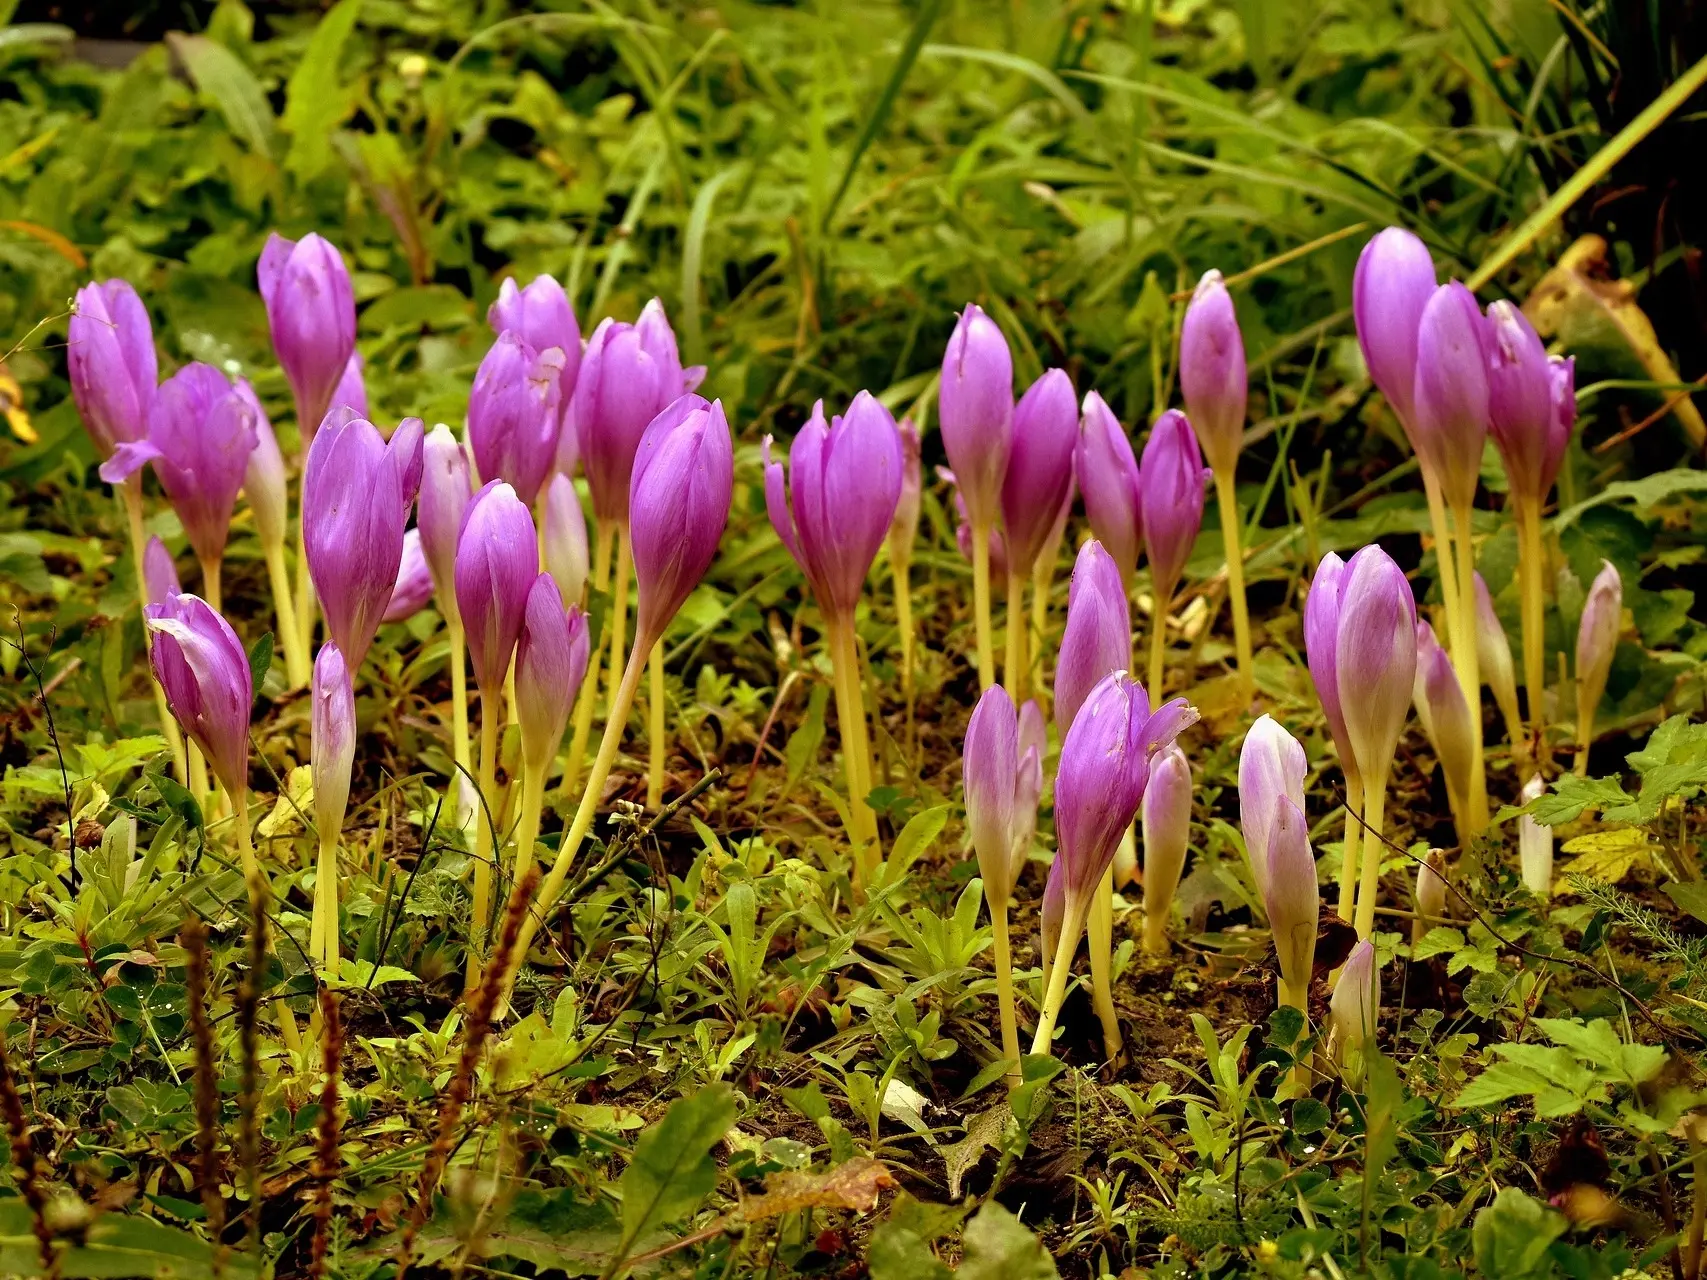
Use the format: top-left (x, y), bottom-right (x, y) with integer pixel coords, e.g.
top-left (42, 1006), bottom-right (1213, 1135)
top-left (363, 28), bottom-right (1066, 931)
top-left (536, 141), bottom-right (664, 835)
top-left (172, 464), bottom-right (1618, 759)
top-left (311, 832), bottom-right (339, 972)
top-left (512, 765), bottom-right (544, 883)
top-left (829, 617), bottom-right (879, 884)
top-left (293, 502), bottom-right (317, 665)
top-left (1003, 569), bottom-right (1028, 702)
top-left (1213, 470), bottom-right (1254, 705)
top-left (1451, 502), bottom-right (1488, 834)
top-left (465, 698), bottom-right (500, 993)
top-left (891, 548), bottom-right (914, 702)
top-left (1147, 584), bottom-right (1171, 700)
top-left (1086, 869), bottom-right (1122, 1061)
top-left (1336, 773), bottom-right (1363, 924)
top-left (448, 617), bottom-right (471, 794)
top-left (970, 521), bottom-right (995, 690)
top-left (606, 524), bottom-right (632, 712)
top-left (1517, 500), bottom-right (1548, 749)
top-left (647, 642), bottom-right (665, 810)
top-left (199, 557), bottom-right (222, 617)
top-left (263, 539), bottom-right (309, 688)
top-left (1030, 908), bottom-right (1087, 1056)
top-left (1353, 773), bottom-right (1389, 940)
top-left (119, 482), bottom-right (186, 780)
top-left (1030, 556), bottom-right (1053, 716)
top-left (231, 788), bottom-right (301, 1055)
top-left (988, 891), bottom-right (1021, 1085)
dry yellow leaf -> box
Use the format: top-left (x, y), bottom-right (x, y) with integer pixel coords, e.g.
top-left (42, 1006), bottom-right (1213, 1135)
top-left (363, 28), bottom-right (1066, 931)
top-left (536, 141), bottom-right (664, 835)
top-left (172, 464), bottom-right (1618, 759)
top-left (1557, 826), bottom-right (1654, 887)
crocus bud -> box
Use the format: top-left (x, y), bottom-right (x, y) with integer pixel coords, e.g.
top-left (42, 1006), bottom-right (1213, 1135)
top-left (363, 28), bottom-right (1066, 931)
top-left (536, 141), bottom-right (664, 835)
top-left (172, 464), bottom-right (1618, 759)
top-left (541, 472), bottom-right (590, 604)
top-left (1353, 227), bottom-right (1437, 429)
top-left (1336, 546), bottom-right (1417, 788)
top-left (946, 471), bottom-right (1009, 579)
top-left (1413, 847), bottom-right (1447, 944)
top-left (1576, 559), bottom-right (1622, 745)
top-left (629, 396), bottom-right (734, 652)
top-left (455, 481), bottom-right (539, 695)
top-left (1239, 714), bottom-right (1306, 902)
top-left (1012, 700), bottom-right (1046, 884)
top-left (515, 573), bottom-right (590, 774)
top-left (145, 593), bottom-right (252, 796)
top-left (1411, 282), bottom-right (1489, 510)
top-left (1262, 796), bottom-right (1318, 1000)
top-left (99, 364), bottom-right (260, 567)
top-left (1413, 620), bottom-right (1474, 819)
top-left (1328, 939), bottom-right (1378, 1072)
top-left (143, 536), bottom-right (180, 607)
top-left (257, 232), bottom-right (356, 436)
top-left (887, 417), bottom-right (922, 564)
top-left (964, 686), bottom-right (1030, 901)
top-left (311, 643), bottom-right (356, 841)
top-left (468, 331), bottom-right (566, 507)
top-left (576, 300), bottom-right (687, 523)
top-left (1548, 355), bottom-right (1576, 472)
top-left (1519, 773), bottom-right (1553, 896)
top-left (1177, 271), bottom-right (1247, 475)
top-left (1141, 744), bottom-right (1192, 954)
top-left (1054, 539), bottom-right (1131, 735)
top-left (1036, 476), bottom-right (1075, 581)
top-left (1000, 369), bottom-right (1078, 576)
top-left (1138, 410), bottom-right (1207, 602)
top-left (418, 425), bottom-right (472, 610)
top-left (234, 378), bottom-right (289, 552)
top-left (382, 529), bottom-right (435, 623)
top-left (764, 393), bottom-right (903, 620)
top-left (68, 279), bottom-right (156, 458)
top-left (1305, 552), bottom-right (1358, 790)
top-left (1075, 392), bottom-right (1141, 582)
top-left (938, 304), bottom-right (1013, 531)
top-left (489, 274), bottom-right (582, 413)
top-left (1053, 673), bottom-right (1198, 924)
top-left (1473, 573), bottom-right (1522, 742)
top-left (332, 351), bottom-right (368, 420)
top-left (1485, 301), bottom-right (1563, 508)
top-left (303, 414), bottom-right (425, 671)
top-left (555, 391), bottom-right (581, 479)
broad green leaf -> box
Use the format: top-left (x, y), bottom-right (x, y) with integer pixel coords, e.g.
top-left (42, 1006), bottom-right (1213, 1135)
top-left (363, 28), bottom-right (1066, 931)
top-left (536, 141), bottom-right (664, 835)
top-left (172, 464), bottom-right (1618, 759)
top-left (956, 1201), bottom-right (1058, 1280)
top-left (783, 682), bottom-right (829, 798)
top-left (1453, 1059), bottom-right (1590, 1117)
top-left (281, 0), bottom-right (363, 179)
top-left (246, 631), bottom-right (273, 698)
top-left (1557, 828), bottom-right (1653, 885)
top-left (1471, 1187), bottom-right (1567, 1280)
top-left (166, 34), bottom-right (276, 160)
top-left (1662, 880), bottom-right (1707, 926)
top-left (618, 1083), bottom-right (736, 1252)
top-left (0, 1201), bottom-right (258, 1277)
top-left (880, 805), bottom-right (949, 887)
top-left (1533, 1018), bottom-right (1669, 1086)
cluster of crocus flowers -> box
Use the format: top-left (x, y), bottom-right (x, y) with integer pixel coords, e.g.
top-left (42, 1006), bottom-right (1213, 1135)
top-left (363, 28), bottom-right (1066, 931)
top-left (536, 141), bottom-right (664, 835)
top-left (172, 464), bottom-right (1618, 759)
top-left (765, 393), bottom-right (903, 884)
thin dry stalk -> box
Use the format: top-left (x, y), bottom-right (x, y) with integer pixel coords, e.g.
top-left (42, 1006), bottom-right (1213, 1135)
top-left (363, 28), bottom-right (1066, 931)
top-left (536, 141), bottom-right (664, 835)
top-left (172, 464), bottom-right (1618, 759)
top-left (236, 885), bottom-right (268, 1257)
top-left (0, 1032), bottom-right (55, 1275)
top-left (309, 988), bottom-right (344, 1280)
top-left (394, 865), bottom-right (539, 1280)
top-left (181, 918), bottom-right (226, 1252)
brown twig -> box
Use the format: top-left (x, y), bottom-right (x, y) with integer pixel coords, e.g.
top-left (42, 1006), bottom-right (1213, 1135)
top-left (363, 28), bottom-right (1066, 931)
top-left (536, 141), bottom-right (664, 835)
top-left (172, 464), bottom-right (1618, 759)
top-left (0, 1031), bottom-right (56, 1276)
top-left (182, 918), bottom-right (226, 1261)
top-left (309, 989), bottom-right (344, 1280)
top-left (236, 886), bottom-right (267, 1257)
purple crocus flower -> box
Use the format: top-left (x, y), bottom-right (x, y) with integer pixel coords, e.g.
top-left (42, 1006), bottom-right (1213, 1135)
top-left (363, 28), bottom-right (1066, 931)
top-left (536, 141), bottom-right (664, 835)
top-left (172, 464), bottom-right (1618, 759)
top-left (1054, 539), bottom-right (1131, 735)
top-left (1075, 391), bottom-right (1141, 582)
top-left (1000, 368), bottom-right (1077, 577)
top-left (382, 529), bottom-right (435, 623)
top-left (99, 363), bottom-right (260, 568)
top-left (629, 396), bottom-right (734, 651)
top-left (1137, 409), bottom-right (1206, 602)
top-left (302, 414), bottom-right (425, 670)
top-left (67, 279), bottom-right (157, 458)
top-left (964, 686), bottom-right (1046, 897)
top-left (1239, 713), bottom-right (1306, 902)
top-left (332, 351), bottom-right (368, 421)
top-left (468, 331), bottom-right (567, 507)
top-left (418, 425), bottom-right (472, 610)
top-left (257, 232), bottom-right (356, 438)
top-left (1353, 227), bottom-right (1437, 430)
top-left (1262, 795), bottom-right (1319, 1003)
top-left (514, 573), bottom-right (590, 774)
top-left (489, 274), bottom-right (582, 421)
top-left (764, 392), bottom-right (903, 621)
top-left (938, 304), bottom-right (1014, 532)
top-left (145, 592), bottom-right (252, 797)
top-left (1178, 271), bottom-right (1248, 475)
top-left (1335, 545), bottom-right (1418, 787)
top-left (541, 472), bottom-right (590, 604)
top-left (455, 480), bottom-right (539, 696)
top-left (311, 642), bottom-right (356, 841)
top-left (575, 299), bottom-right (687, 523)
top-left (1411, 281), bottom-right (1490, 511)
top-left (1486, 302), bottom-right (1570, 508)
top-left (143, 536), bottom-right (180, 607)
top-left (1304, 552), bottom-right (1356, 788)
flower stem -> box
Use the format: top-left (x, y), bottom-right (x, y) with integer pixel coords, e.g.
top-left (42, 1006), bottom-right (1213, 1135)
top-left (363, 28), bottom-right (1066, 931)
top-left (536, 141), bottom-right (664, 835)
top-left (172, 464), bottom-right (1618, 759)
top-left (447, 617), bottom-right (472, 818)
top-left (512, 764), bottom-right (544, 884)
top-left (1423, 473), bottom-right (1462, 663)
top-left (120, 480), bottom-right (186, 780)
top-left (560, 520), bottom-right (613, 803)
top-left (1147, 583), bottom-right (1171, 700)
top-left (465, 695), bottom-right (500, 994)
top-left (891, 547), bottom-right (914, 703)
top-left (606, 523), bottom-right (632, 715)
top-left (828, 617), bottom-right (879, 885)
top-left (1086, 868), bottom-right (1123, 1061)
top-left (1030, 911), bottom-right (1086, 1056)
top-left (1003, 569), bottom-right (1028, 701)
top-left (232, 787), bottom-right (301, 1056)
top-left (970, 519), bottom-right (995, 690)
top-left (199, 556), bottom-right (222, 616)
top-left (263, 538), bottom-right (309, 688)
top-left (647, 641), bottom-right (666, 810)
top-left (1336, 772), bottom-right (1363, 924)
top-left (987, 890), bottom-right (1021, 1085)
top-left (293, 498), bottom-right (317, 668)
top-left (1030, 555), bottom-right (1054, 717)
top-left (1517, 499), bottom-right (1548, 750)
top-left (1213, 469), bottom-right (1254, 705)
top-left (1353, 772), bottom-right (1388, 940)
top-left (1452, 501), bottom-right (1488, 834)
top-left (311, 831), bottom-right (339, 972)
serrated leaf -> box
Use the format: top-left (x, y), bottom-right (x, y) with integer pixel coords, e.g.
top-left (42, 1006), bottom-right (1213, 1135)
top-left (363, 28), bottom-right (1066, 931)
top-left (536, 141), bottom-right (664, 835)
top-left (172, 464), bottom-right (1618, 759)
top-left (1525, 774), bottom-right (1632, 826)
top-left (618, 1083), bottom-right (736, 1251)
top-left (166, 34), bottom-right (276, 160)
top-left (1557, 828), bottom-right (1653, 885)
top-left (1472, 1187), bottom-right (1567, 1280)
top-left (1410, 926), bottom-right (1464, 961)
top-left (1454, 1058), bottom-right (1591, 1117)
top-left (281, 0), bottom-right (362, 179)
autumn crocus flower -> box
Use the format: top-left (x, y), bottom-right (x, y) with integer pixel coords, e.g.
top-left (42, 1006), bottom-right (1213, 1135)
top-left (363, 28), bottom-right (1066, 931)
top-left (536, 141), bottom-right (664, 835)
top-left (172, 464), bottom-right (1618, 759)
top-left (142, 537), bottom-right (179, 607)
top-left (1141, 744), bottom-right (1192, 956)
top-left (1075, 392), bottom-right (1141, 583)
top-left (309, 643), bottom-right (355, 970)
top-left (765, 393), bottom-right (902, 876)
top-left (1328, 939), bottom-right (1378, 1082)
top-left (1179, 270), bottom-right (1253, 701)
top-left (1000, 369), bottom-right (1077, 698)
top-left (382, 530), bottom-right (435, 623)
top-left (1239, 714), bottom-right (1306, 903)
top-left (1305, 552), bottom-right (1362, 915)
top-left (541, 472), bottom-right (589, 605)
top-left (468, 331), bottom-right (567, 507)
top-left (68, 279), bottom-right (155, 459)
top-left (417, 424), bottom-right (476, 809)
top-left (1519, 774), bottom-right (1553, 895)
top-left (1413, 620), bottom-right (1474, 834)
top-left (235, 380), bottom-right (310, 687)
top-left (1472, 573), bottom-right (1523, 751)
top-left (303, 414), bottom-right (424, 672)
top-left (963, 686), bottom-right (1046, 1072)
top-left (258, 232), bottom-right (356, 441)
top-left (510, 573), bottom-right (590, 888)
top-left (939, 304), bottom-right (1014, 689)
top-left (1575, 560), bottom-right (1622, 774)
top-left (1137, 410), bottom-right (1207, 696)
top-left (1032, 672), bottom-right (1198, 1055)
top-left (575, 300), bottom-right (686, 525)
top-left (1262, 793), bottom-right (1318, 1019)
top-left (488, 274), bottom-right (582, 419)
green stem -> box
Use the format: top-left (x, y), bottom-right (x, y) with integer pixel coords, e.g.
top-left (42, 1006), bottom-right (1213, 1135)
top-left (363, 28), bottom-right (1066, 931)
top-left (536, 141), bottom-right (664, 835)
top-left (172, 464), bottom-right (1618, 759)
top-left (1086, 869), bottom-right (1122, 1061)
top-left (1147, 583), bottom-right (1171, 699)
top-left (561, 520), bottom-right (613, 803)
top-left (465, 697), bottom-right (499, 993)
top-left (970, 520), bottom-right (995, 691)
top-left (1517, 500), bottom-right (1547, 750)
top-left (647, 641), bottom-right (666, 810)
top-left (1003, 568), bottom-right (1027, 701)
top-left (1213, 470), bottom-right (1253, 704)
top-left (1354, 772), bottom-right (1388, 940)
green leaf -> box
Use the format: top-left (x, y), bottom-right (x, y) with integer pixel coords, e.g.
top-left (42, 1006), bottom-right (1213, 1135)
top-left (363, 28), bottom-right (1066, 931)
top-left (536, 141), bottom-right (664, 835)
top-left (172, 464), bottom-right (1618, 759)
top-left (246, 631), bottom-right (273, 699)
top-left (0, 1200), bottom-right (258, 1277)
top-left (166, 34), bottom-right (276, 160)
top-left (783, 682), bottom-right (829, 798)
top-left (1552, 468), bottom-right (1707, 533)
top-left (618, 1083), bottom-right (737, 1254)
top-left (880, 805), bottom-right (949, 887)
top-left (281, 0), bottom-right (362, 179)
top-left (1524, 774), bottom-right (1632, 826)
top-left (1662, 880), bottom-right (1707, 926)
top-left (1472, 1187), bottom-right (1567, 1280)
top-left (957, 1201), bottom-right (1058, 1280)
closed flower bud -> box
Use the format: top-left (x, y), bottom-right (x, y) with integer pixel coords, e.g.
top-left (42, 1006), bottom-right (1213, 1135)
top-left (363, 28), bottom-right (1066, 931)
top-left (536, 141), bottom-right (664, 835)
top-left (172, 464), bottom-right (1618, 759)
top-left (1239, 714), bottom-right (1307, 902)
top-left (311, 643), bottom-right (356, 841)
top-left (1075, 392), bottom-right (1141, 582)
top-left (1141, 744), bottom-right (1192, 953)
top-left (468, 331), bottom-right (566, 506)
top-left (418, 425), bottom-right (472, 611)
top-left (257, 232), bottom-right (356, 436)
top-left (303, 415), bottom-right (424, 670)
top-left (541, 472), bottom-right (590, 604)
top-left (143, 536), bottom-right (180, 607)
top-left (1328, 939), bottom-right (1378, 1071)
top-left (964, 686), bottom-right (1038, 901)
top-left (1178, 271), bottom-right (1248, 475)
top-left (1413, 847), bottom-right (1447, 944)
top-left (1519, 773), bottom-right (1553, 896)
top-left (1576, 560), bottom-right (1622, 747)
top-left (1335, 546), bottom-right (1417, 789)
top-left (515, 573), bottom-right (590, 774)
top-left (1261, 796), bottom-right (1319, 999)
top-left (887, 418), bottom-right (922, 564)
top-left (145, 593), bottom-right (252, 797)
top-left (455, 481), bottom-right (539, 695)
top-left (1485, 301), bottom-right (1564, 507)
top-left (68, 279), bottom-right (157, 458)
top-left (1473, 573), bottom-right (1522, 742)
top-left (576, 300), bottom-right (688, 523)
top-left (1413, 620), bottom-right (1475, 820)
top-left (382, 529), bottom-right (435, 623)
top-left (1001, 368), bottom-right (1078, 575)
top-left (99, 363), bottom-right (260, 567)
top-left (332, 351), bottom-right (368, 421)
top-left (764, 392), bottom-right (903, 620)
top-left (629, 396), bottom-right (734, 651)
top-left (1353, 227), bottom-right (1437, 430)
top-left (1138, 410), bottom-right (1207, 601)
top-left (488, 274), bottom-right (582, 415)
top-left (1012, 700), bottom-right (1046, 885)
top-left (1411, 282), bottom-right (1490, 510)
top-left (1054, 540), bottom-right (1131, 735)
top-left (237, 379), bottom-right (287, 551)
top-left (1305, 552), bottom-right (1357, 789)
top-left (938, 304), bottom-right (1014, 531)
